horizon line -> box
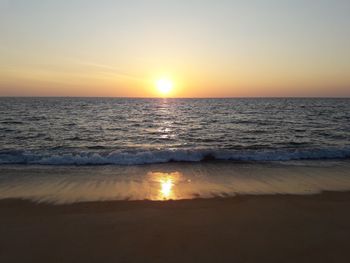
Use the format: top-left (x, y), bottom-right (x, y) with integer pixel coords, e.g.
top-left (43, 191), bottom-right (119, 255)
top-left (0, 96), bottom-right (349, 99)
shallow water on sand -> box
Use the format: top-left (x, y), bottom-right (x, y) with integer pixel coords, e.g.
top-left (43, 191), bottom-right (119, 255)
top-left (1, 160), bottom-right (350, 204)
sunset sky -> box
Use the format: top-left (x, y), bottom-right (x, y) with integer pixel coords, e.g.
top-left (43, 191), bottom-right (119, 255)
top-left (1, 0), bottom-right (350, 97)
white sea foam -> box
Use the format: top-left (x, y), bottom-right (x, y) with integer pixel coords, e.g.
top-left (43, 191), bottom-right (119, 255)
top-left (0, 147), bottom-right (350, 165)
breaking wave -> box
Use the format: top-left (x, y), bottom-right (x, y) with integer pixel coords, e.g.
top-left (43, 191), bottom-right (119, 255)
top-left (1, 147), bottom-right (350, 165)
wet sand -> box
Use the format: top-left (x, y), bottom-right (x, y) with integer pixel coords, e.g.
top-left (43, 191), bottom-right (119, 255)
top-left (2, 161), bottom-right (350, 203)
top-left (1, 192), bottom-right (350, 263)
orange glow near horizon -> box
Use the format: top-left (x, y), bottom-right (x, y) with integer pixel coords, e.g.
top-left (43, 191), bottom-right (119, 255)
top-left (2, 64), bottom-right (349, 98)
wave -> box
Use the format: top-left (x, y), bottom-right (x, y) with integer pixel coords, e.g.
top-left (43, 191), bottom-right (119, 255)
top-left (0, 147), bottom-right (350, 165)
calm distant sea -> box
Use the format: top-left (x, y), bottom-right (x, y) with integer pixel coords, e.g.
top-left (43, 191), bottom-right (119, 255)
top-left (0, 97), bottom-right (349, 165)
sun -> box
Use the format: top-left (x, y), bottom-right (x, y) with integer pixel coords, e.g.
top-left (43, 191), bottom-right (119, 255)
top-left (156, 78), bottom-right (173, 95)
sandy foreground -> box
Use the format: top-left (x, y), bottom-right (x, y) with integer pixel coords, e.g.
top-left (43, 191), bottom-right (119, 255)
top-left (1, 192), bottom-right (350, 263)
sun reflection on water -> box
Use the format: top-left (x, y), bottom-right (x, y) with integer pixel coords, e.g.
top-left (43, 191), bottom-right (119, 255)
top-left (148, 171), bottom-right (182, 200)
top-left (160, 178), bottom-right (173, 199)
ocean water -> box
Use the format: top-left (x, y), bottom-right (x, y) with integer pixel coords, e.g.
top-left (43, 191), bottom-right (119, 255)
top-left (1, 97), bottom-right (350, 203)
top-left (1, 97), bottom-right (350, 165)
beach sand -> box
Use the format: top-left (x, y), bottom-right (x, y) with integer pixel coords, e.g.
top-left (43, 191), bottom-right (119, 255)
top-left (1, 192), bottom-right (350, 263)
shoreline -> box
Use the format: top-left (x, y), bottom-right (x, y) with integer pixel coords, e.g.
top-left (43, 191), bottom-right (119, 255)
top-left (1, 160), bottom-right (350, 203)
top-left (1, 189), bottom-right (350, 206)
top-left (1, 191), bottom-right (350, 263)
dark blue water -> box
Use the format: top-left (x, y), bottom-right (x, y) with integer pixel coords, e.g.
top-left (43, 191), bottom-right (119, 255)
top-left (0, 97), bottom-right (349, 165)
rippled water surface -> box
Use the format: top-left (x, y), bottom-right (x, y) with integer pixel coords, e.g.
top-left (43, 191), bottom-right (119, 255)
top-left (1, 98), bottom-right (350, 203)
top-left (0, 98), bottom-right (350, 164)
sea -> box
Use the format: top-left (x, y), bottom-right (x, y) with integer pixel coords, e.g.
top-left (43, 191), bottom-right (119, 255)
top-left (1, 97), bottom-right (350, 203)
